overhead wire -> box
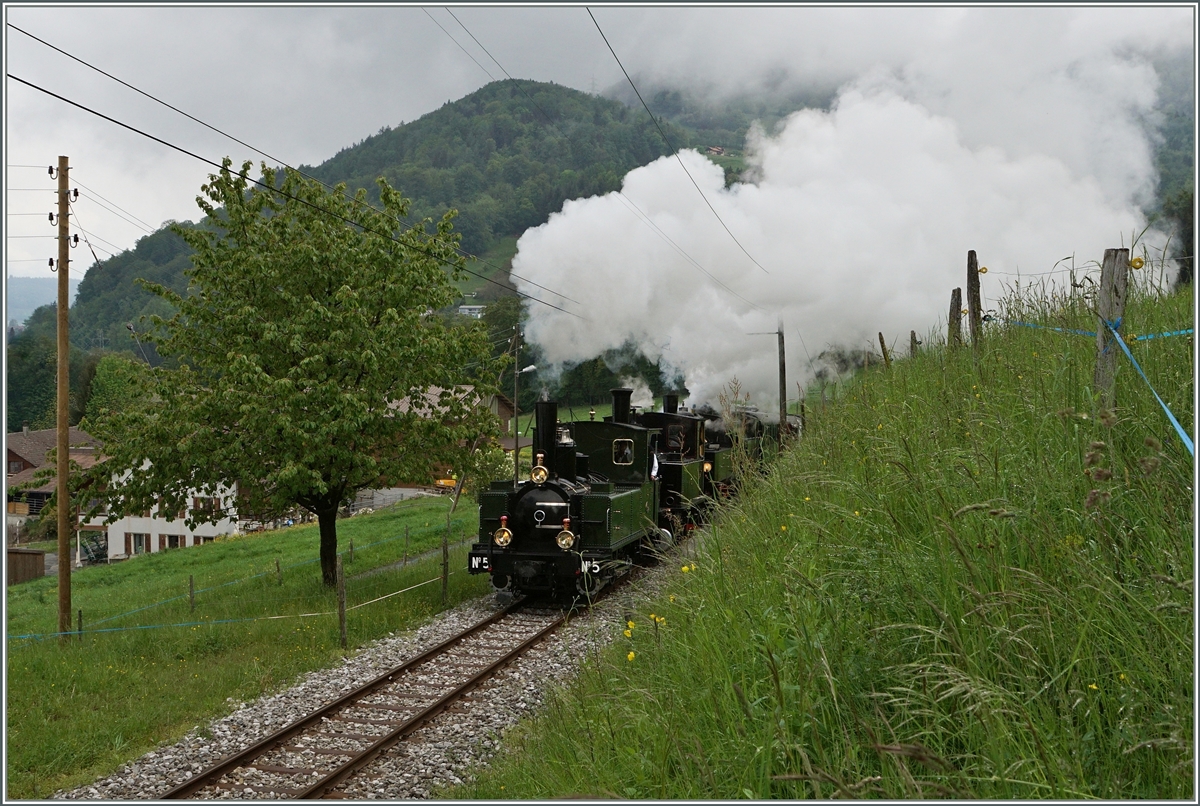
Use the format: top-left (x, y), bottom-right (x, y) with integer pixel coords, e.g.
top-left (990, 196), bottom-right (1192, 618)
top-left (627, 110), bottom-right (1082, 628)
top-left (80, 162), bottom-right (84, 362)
top-left (72, 176), bottom-right (157, 230)
top-left (6, 22), bottom-right (580, 310)
top-left (6, 72), bottom-right (584, 320)
top-left (432, 7), bottom-right (764, 313)
top-left (586, 7), bottom-right (770, 277)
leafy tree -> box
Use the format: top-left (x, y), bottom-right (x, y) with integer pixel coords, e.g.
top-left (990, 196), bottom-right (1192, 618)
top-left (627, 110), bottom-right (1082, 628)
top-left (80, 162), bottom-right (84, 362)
top-left (1162, 187), bottom-right (1193, 287)
top-left (86, 160), bottom-right (500, 585)
top-left (81, 353), bottom-right (144, 426)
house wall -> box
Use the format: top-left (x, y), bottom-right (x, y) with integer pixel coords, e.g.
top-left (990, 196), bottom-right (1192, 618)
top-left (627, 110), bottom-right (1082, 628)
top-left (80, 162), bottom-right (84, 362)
top-left (98, 487), bottom-right (239, 561)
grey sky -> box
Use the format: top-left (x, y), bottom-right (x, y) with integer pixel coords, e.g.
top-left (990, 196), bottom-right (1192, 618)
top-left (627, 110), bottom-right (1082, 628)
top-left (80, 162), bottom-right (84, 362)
top-left (3, 4), bottom-right (1193, 287)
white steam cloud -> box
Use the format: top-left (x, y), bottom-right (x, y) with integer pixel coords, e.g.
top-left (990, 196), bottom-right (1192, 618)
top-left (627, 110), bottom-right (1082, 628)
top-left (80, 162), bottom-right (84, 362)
top-left (514, 8), bottom-right (1190, 409)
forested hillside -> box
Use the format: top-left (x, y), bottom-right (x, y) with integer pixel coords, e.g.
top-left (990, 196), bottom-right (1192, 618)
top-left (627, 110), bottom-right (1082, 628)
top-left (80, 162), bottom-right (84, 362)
top-left (302, 80), bottom-right (684, 256)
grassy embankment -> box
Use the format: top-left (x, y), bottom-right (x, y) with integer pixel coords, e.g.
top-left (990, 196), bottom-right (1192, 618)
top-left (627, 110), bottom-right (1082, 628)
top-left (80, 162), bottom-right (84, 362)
top-left (5, 496), bottom-right (490, 799)
top-left (458, 281), bottom-right (1194, 799)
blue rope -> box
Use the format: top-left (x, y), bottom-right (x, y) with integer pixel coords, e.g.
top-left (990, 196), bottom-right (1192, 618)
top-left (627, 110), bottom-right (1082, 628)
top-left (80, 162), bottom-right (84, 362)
top-left (1103, 321), bottom-right (1194, 457)
top-left (1006, 320), bottom-right (1193, 342)
top-left (1006, 320), bottom-right (1097, 338)
top-left (1134, 328), bottom-right (1194, 341)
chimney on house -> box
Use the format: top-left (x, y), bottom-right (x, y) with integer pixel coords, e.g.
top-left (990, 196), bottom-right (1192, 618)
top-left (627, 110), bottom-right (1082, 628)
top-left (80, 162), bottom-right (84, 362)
top-left (23, 421), bottom-right (29, 436)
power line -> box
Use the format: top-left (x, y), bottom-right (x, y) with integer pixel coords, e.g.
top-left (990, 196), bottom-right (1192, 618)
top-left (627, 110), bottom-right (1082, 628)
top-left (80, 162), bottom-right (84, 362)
top-left (7, 22), bottom-right (579, 310)
top-left (434, 8), bottom-right (763, 312)
top-left (76, 190), bottom-right (154, 234)
top-left (6, 72), bottom-right (584, 320)
top-left (422, 9), bottom-right (495, 81)
top-left (586, 7), bottom-right (770, 277)
top-left (72, 176), bottom-right (156, 230)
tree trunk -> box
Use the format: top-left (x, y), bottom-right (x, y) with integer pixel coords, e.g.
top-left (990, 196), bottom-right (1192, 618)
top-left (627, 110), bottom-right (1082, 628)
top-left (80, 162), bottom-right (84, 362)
top-left (317, 507), bottom-right (339, 587)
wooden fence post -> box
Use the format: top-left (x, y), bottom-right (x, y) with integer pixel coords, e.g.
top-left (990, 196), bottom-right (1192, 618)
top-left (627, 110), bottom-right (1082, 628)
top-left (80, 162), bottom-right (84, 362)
top-left (77, 609), bottom-right (83, 642)
top-left (967, 250), bottom-right (983, 351)
top-left (442, 513), bottom-right (450, 605)
top-left (404, 525), bottom-right (409, 567)
top-left (878, 332), bottom-right (891, 369)
top-left (1095, 247), bottom-right (1130, 410)
top-left (189, 574), bottom-right (195, 612)
top-left (949, 288), bottom-right (963, 347)
top-left (348, 539), bottom-right (354, 564)
top-left (276, 558), bottom-right (282, 586)
top-left (910, 330), bottom-right (919, 357)
top-left (337, 555), bottom-right (347, 651)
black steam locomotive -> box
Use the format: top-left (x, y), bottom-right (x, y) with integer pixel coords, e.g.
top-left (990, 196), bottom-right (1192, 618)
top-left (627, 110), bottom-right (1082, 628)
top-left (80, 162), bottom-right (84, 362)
top-left (466, 388), bottom-right (773, 600)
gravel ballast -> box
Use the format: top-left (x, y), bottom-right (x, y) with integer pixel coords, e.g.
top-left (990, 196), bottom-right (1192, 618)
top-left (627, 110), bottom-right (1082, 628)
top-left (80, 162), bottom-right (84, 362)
top-left (55, 565), bottom-right (674, 800)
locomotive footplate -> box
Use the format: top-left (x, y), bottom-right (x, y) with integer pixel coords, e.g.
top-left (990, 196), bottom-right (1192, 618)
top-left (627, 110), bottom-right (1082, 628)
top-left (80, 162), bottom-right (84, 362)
top-left (470, 546), bottom-right (613, 594)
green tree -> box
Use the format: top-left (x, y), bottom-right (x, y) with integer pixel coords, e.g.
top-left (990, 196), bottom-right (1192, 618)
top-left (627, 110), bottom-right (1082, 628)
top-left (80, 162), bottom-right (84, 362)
top-left (86, 160), bottom-right (500, 585)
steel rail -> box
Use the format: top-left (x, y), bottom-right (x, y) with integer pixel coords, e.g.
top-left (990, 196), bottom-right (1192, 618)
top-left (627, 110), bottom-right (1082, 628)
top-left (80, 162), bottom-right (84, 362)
top-left (160, 601), bottom-right (531, 799)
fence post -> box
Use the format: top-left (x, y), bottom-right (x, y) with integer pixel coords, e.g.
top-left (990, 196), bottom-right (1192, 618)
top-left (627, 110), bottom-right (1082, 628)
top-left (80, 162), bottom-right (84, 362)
top-left (910, 330), bottom-right (919, 357)
top-left (189, 574), bottom-right (195, 612)
top-left (949, 288), bottom-right (963, 347)
top-left (404, 525), bottom-right (409, 567)
top-left (442, 513), bottom-right (450, 605)
top-left (77, 609), bottom-right (82, 642)
top-left (348, 539), bottom-right (354, 564)
top-left (1095, 247), bottom-right (1130, 410)
top-left (276, 558), bottom-right (282, 586)
top-left (337, 555), bottom-right (347, 652)
top-left (878, 332), bottom-right (891, 369)
top-left (967, 250), bottom-right (983, 351)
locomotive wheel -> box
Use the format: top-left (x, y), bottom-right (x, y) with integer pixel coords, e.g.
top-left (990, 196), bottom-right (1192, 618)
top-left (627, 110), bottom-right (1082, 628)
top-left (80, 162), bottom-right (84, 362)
top-left (576, 570), bottom-right (606, 599)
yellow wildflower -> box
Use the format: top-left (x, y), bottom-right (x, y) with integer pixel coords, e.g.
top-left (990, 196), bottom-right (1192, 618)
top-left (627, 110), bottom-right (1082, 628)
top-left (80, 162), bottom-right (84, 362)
top-left (804, 497), bottom-right (810, 501)
top-left (627, 651), bottom-right (636, 662)
top-left (1088, 683), bottom-right (1098, 690)
top-left (780, 524), bottom-right (787, 532)
top-left (854, 510), bottom-right (860, 516)
top-left (681, 565), bottom-right (690, 573)
top-left (623, 629), bottom-right (632, 638)
top-left (627, 620), bottom-right (635, 630)
top-left (669, 594), bottom-right (676, 603)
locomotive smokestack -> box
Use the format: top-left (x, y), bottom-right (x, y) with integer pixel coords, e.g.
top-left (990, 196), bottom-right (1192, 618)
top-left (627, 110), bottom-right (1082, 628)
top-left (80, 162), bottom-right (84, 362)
top-left (663, 393), bottom-right (679, 414)
top-left (611, 388), bottom-right (633, 424)
top-left (534, 401), bottom-right (558, 477)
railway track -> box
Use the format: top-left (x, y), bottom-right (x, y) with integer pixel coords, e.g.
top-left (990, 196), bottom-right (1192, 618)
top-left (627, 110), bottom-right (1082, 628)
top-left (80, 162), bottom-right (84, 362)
top-left (161, 601), bottom-right (564, 799)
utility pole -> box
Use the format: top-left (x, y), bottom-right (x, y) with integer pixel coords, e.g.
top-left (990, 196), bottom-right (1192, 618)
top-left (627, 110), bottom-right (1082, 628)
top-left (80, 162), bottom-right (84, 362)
top-left (56, 155), bottom-right (71, 642)
top-left (513, 327), bottom-right (520, 488)
top-left (777, 321), bottom-right (787, 438)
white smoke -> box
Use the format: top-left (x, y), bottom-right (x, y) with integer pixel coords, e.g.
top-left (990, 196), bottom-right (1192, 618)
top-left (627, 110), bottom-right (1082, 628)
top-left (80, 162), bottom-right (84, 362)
top-left (513, 8), bottom-right (1189, 409)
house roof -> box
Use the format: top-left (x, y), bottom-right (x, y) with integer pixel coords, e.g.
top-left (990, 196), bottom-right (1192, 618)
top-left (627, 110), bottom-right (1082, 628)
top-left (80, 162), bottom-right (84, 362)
top-left (390, 385), bottom-right (508, 418)
top-left (7, 448), bottom-right (102, 494)
top-left (6, 427), bottom-right (98, 467)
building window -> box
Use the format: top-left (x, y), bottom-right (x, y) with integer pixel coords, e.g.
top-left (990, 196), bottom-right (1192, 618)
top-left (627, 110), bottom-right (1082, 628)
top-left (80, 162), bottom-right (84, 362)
top-left (192, 496), bottom-right (222, 518)
top-left (130, 533), bottom-right (149, 555)
top-left (165, 534), bottom-right (181, 549)
top-left (9, 460), bottom-right (22, 473)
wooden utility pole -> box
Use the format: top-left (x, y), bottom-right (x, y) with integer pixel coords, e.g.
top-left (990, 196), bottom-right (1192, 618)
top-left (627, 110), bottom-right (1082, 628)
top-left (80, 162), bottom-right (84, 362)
top-left (512, 328), bottom-right (521, 488)
top-left (1094, 248), bottom-right (1130, 410)
top-left (967, 250), bottom-right (983, 351)
top-left (878, 332), bottom-right (891, 369)
top-left (777, 322), bottom-right (787, 438)
top-left (948, 288), bottom-right (963, 347)
top-left (56, 155), bottom-right (71, 642)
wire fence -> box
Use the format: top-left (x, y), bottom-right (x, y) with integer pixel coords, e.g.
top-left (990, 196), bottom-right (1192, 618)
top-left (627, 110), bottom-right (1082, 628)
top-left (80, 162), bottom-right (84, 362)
top-left (8, 513), bottom-right (480, 644)
top-left (1000, 317), bottom-right (1193, 456)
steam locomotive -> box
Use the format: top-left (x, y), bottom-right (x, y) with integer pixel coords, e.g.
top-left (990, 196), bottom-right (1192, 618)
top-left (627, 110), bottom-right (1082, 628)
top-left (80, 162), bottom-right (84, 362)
top-left (466, 388), bottom-right (777, 600)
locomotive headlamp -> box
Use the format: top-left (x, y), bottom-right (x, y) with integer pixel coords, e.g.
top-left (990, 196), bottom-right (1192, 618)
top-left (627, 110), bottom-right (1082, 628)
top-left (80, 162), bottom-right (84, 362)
top-left (531, 453), bottom-right (549, 484)
top-left (703, 461), bottom-right (712, 473)
top-left (493, 515), bottom-right (513, 547)
top-left (556, 518), bottom-right (575, 550)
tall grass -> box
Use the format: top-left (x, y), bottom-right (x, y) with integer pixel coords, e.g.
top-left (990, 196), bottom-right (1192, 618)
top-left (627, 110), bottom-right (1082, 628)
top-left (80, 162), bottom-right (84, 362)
top-left (457, 284), bottom-right (1193, 799)
top-left (5, 497), bottom-right (490, 799)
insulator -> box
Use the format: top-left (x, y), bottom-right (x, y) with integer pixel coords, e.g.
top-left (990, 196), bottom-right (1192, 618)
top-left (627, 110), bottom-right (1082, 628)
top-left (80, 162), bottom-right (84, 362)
top-left (72, 188), bottom-right (79, 200)
top-left (48, 212), bottom-right (56, 224)
top-left (48, 165), bottom-right (56, 178)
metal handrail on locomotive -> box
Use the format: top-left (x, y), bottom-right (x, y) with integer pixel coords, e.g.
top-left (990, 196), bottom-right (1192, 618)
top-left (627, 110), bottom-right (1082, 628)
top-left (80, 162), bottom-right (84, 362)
top-left (467, 388), bottom-right (742, 599)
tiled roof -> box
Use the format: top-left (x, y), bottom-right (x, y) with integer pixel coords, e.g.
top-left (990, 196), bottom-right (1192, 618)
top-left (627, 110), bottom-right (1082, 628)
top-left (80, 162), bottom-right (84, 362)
top-left (5, 427), bottom-right (98, 467)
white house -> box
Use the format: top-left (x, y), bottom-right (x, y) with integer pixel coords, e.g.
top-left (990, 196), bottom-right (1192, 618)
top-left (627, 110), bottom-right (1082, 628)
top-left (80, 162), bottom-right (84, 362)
top-left (96, 485), bottom-right (239, 561)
